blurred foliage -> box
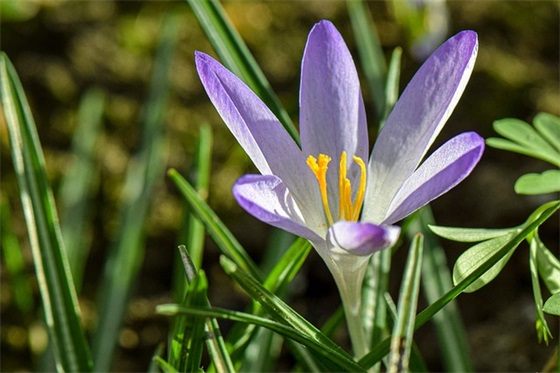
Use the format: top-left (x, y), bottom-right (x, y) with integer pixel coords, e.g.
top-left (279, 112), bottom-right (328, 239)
top-left (1, 1), bottom-right (558, 371)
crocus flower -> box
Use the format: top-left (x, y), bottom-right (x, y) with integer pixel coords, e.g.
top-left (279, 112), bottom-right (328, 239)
top-left (195, 20), bottom-right (483, 357)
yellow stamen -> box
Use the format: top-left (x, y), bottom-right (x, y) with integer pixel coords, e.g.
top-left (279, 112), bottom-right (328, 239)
top-left (307, 151), bottom-right (367, 226)
top-left (306, 154), bottom-right (334, 226)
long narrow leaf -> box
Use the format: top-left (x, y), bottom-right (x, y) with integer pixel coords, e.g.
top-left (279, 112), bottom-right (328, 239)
top-left (159, 304), bottom-right (361, 372)
top-left (1, 53), bottom-right (93, 372)
top-left (388, 234), bottom-right (424, 373)
top-left (168, 169), bottom-right (262, 280)
top-left (359, 200), bottom-right (560, 368)
top-left (58, 88), bottom-right (105, 290)
top-left (188, 0), bottom-right (298, 141)
top-left (220, 255), bottom-right (365, 372)
top-left (91, 14), bottom-right (179, 371)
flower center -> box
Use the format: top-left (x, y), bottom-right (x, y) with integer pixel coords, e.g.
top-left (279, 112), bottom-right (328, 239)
top-left (306, 151), bottom-right (367, 226)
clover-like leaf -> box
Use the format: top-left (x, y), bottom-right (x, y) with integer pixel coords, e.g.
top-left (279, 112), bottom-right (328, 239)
top-left (534, 112), bottom-right (560, 152)
top-left (543, 292), bottom-right (560, 316)
top-left (515, 169), bottom-right (560, 195)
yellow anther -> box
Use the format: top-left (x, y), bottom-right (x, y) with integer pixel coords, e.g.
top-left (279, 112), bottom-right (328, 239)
top-left (306, 154), bottom-right (334, 226)
top-left (307, 151), bottom-right (367, 226)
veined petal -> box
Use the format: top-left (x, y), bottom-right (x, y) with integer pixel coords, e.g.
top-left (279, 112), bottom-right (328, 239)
top-left (383, 132), bottom-right (485, 225)
top-left (327, 221), bottom-right (400, 256)
top-left (196, 52), bottom-right (321, 219)
top-left (299, 20), bottom-right (368, 216)
top-left (364, 31), bottom-right (478, 223)
top-left (233, 174), bottom-right (324, 242)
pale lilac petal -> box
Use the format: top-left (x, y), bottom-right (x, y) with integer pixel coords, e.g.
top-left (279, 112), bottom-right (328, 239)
top-left (327, 221), bottom-right (400, 256)
top-left (364, 31), bottom-right (478, 223)
top-left (299, 20), bottom-right (368, 218)
top-left (233, 174), bottom-right (323, 242)
top-left (196, 52), bottom-right (322, 221)
top-left (383, 132), bottom-right (484, 224)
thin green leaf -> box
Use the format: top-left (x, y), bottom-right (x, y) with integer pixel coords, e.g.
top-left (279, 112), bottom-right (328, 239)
top-left (220, 255), bottom-right (365, 372)
top-left (58, 88), bottom-right (104, 290)
top-left (347, 0), bottom-right (387, 121)
top-left (429, 225), bottom-right (515, 242)
top-left (158, 304), bottom-right (362, 372)
top-left (174, 125), bottom-right (213, 302)
top-left (148, 344), bottom-right (166, 373)
top-left (388, 234), bottom-right (424, 373)
top-left (536, 238), bottom-right (560, 294)
top-left (534, 112), bottom-right (560, 151)
top-left (168, 169), bottom-right (261, 280)
top-left (407, 207), bottom-right (472, 372)
top-left (381, 47), bottom-right (402, 130)
top-left (188, 0), bottom-right (298, 142)
top-left (359, 200), bottom-right (560, 368)
top-left (92, 15), bottom-right (179, 371)
top-left (515, 169), bottom-right (560, 195)
top-left (174, 246), bottom-right (234, 373)
top-left (529, 234), bottom-right (552, 344)
top-left (153, 356), bottom-right (180, 373)
top-left (1, 53), bottom-right (93, 372)
top-left (453, 234), bottom-right (517, 293)
top-left (543, 292), bottom-right (560, 315)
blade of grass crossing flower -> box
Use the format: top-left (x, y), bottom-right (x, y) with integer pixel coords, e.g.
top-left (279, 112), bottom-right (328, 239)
top-left (220, 255), bottom-right (366, 372)
top-left (173, 124), bottom-right (213, 302)
top-left (92, 15), bottom-right (179, 371)
top-left (158, 304), bottom-right (361, 372)
top-left (407, 207), bottom-right (473, 372)
top-left (388, 234), bottom-right (424, 373)
top-left (168, 169), bottom-right (262, 280)
top-left (58, 88), bottom-right (104, 290)
top-left (347, 0), bottom-right (387, 122)
top-left (187, 0), bottom-right (298, 142)
top-left (359, 200), bottom-right (560, 368)
top-left (529, 234), bottom-right (552, 344)
top-left (1, 53), bottom-right (93, 372)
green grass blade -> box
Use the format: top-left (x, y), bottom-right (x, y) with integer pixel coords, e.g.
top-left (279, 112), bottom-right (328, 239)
top-left (159, 304), bottom-right (361, 372)
top-left (168, 169), bottom-right (262, 280)
top-left (359, 200), bottom-right (560, 368)
top-left (58, 88), bottom-right (105, 290)
top-left (1, 53), bottom-right (93, 372)
top-left (407, 207), bottom-right (473, 372)
top-left (388, 234), bottom-right (424, 373)
top-left (188, 0), bottom-right (298, 142)
top-left (347, 0), bottom-right (387, 122)
top-left (173, 124), bottom-right (213, 302)
top-left (91, 14), bottom-right (179, 371)
top-left (220, 255), bottom-right (365, 372)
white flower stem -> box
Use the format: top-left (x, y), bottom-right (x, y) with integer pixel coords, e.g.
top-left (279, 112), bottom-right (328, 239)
top-left (338, 274), bottom-right (370, 360)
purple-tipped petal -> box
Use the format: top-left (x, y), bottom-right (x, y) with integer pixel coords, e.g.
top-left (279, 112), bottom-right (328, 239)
top-left (327, 221), bottom-right (400, 256)
top-left (233, 174), bottom-right (323, 242)
top-left (196, 52), bottom-right (321, 218)
top-left (383, 132), bottom-right (485, 224)
top-left (364, 31), bottom-right (478, 223)
top-left (299, 20), bottom-right (368, 215)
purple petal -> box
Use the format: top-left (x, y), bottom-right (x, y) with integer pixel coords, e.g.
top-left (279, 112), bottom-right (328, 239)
top-left (233, 174), bottom-right (323, 242)
top-left (327, 221), bottom-right (400, 256)
top-left (364, 31), bottom-right (478, 223)
top-left (383, 132), bottom-right (484, 224)
top-left (299, 20), bottom-right (368, 215)
top-left (196, 52), bottom-right (321, 216)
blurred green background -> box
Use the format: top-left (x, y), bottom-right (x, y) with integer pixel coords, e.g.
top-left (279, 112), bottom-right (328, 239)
top-left (1, 0), bottom-right (558, 371)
